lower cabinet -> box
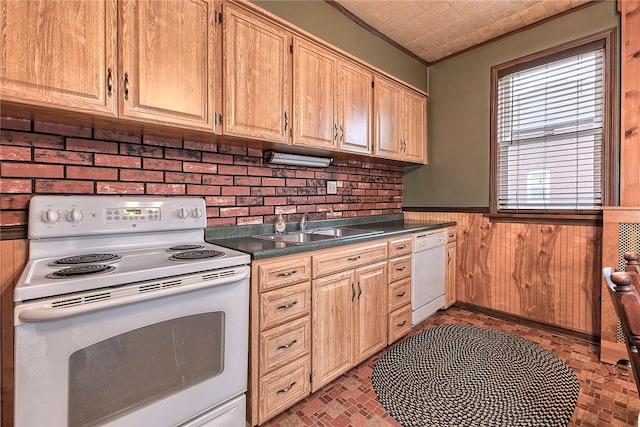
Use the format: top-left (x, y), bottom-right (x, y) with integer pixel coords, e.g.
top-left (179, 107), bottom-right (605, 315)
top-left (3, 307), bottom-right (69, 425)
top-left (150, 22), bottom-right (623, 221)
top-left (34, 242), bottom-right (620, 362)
top-left (444, 227), bottom-right (457, 308)
top-left (250, 237), bottom-right (415, 425)
top-left (311, 262), bottom-right (387, 392)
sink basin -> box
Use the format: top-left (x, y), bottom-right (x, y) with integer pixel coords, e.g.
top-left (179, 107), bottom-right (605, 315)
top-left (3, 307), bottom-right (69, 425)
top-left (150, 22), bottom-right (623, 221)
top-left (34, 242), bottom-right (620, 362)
top-left (253, 227), bottom-right (383, 245)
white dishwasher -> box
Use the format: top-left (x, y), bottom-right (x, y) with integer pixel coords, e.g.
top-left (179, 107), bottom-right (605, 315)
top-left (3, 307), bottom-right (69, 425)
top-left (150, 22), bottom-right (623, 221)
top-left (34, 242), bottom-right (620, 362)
top-left (411, 229), bottom-right (448, 326)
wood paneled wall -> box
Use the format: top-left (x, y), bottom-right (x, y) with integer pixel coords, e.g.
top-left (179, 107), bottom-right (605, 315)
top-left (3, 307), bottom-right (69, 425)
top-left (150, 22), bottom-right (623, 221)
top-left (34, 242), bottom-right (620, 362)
top-left (0, 239), bottom-right (27, 426)
top-left (404, 211), bottom-right (602, 335)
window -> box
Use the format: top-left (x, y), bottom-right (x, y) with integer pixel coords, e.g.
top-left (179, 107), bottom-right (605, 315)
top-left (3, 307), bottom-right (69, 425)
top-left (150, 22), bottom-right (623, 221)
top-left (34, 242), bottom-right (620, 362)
top-left (491, 31), bottom-right (614, 215)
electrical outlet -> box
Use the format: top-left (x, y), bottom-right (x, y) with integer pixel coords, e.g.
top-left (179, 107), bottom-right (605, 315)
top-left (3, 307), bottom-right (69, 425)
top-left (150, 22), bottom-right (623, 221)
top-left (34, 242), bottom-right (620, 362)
top-left (327, 180), bottom-right (338, 195)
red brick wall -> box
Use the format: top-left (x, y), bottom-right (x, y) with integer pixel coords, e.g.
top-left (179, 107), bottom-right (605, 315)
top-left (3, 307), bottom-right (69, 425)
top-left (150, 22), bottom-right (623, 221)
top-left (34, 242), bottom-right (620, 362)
top-left (0, 116), bottom-right (403, 228)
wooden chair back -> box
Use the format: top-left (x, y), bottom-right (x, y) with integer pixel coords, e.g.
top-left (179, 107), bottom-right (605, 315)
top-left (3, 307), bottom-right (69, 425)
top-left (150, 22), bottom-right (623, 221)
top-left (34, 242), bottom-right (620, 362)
top-left (603, 252), bottom-right (640, 393)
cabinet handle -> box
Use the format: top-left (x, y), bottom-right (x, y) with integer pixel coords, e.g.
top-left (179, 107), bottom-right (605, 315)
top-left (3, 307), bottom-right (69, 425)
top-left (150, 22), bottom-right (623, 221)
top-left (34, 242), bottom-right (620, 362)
top-left (277, 300), bottom-right (298, 310)
top-left (448, 253), bottom-right (452, 265)
top-left (277, 269), bottom-right (297, 278)
top-left (284, 111), bottom-right (288, 130)
top-left (351, 281), bottom-right (355, 302)
top-left (339, 125), bottom-right (344, 141)
top-left (277, 339), bottom-right (298, 350)
top-left (396, 267), bottom-right (406, 272)
top-left (396, 245), bottom-right (407, 250)
top-left (347, 255), bottom-right (361, 262)
top-left (106, 68), bottom-right (113, 98)
top-left (123, 72), bottom-right (130, 101)
top-left (334, 124), bottom-right (338, 140)
top-left (396, 291), bottom-right (406, 298)
top-left (276, 382), bottom-right (296, 394)
top-left (357, 281), bottom-right (362, 299)
top-left (397, 320), bottom-right (407, 327)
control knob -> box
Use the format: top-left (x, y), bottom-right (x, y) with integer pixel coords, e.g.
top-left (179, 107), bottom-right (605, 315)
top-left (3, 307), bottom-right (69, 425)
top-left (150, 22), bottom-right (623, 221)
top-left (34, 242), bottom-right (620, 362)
top-left (41, 209), bottom-right (60, 224)
top-left (177, 208), bottom-right (189, 219)
top-left (66, 209), bottom-right (83, 223)
top-left (191, 208), bottom-right (203, 218)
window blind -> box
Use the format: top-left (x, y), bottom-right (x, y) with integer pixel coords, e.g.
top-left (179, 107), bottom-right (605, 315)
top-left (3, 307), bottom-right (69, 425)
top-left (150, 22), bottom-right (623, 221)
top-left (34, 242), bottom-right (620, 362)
top-left (496, 45), bottom-right (605, 211)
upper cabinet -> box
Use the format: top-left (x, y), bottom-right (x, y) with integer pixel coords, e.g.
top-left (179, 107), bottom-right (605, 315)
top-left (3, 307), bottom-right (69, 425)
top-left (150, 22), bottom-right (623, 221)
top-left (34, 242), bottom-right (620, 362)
top-left (0, 0), bottom-right (118, 116)
top-left (222, 4), bottom-right (291, 144)
top-left (374, 74), bottom-right (427, 164)
top-left (1, 0), bottom-right (427, 164)
top-left (291, 37), bottom-right (373, 155)
top-left (1, 0), bottom-right (217, 130)
top-left (118, 0), bottom-right (217, 130)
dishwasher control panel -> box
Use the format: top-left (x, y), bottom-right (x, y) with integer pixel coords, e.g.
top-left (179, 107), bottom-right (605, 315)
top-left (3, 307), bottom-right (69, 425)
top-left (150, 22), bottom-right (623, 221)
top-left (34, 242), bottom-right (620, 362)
top-left (412, 230), bottom-right (448, 252)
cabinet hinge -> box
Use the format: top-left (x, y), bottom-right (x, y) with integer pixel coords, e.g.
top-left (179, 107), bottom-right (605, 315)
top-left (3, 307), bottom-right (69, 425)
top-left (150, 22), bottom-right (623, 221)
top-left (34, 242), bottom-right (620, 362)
top-left (217, 12), bottom-right (222, 24)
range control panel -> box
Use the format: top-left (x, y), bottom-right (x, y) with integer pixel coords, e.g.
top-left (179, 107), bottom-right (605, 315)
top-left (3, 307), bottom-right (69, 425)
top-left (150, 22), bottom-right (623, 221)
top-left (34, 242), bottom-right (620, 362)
top-left (28, 196), bottom-right (206, 239)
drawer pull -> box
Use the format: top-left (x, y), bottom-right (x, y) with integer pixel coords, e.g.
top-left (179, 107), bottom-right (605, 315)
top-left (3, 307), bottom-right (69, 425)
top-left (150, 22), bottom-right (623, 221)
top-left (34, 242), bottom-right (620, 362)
top-left (347, 255), bottom-right (361, 262)
top-left (277, 300), bottom-right (298, 310)
top-left (396, 245), bottom-right (407, 250)
top-left (277, 339), bottom-right (298, 350)
top-left (396, 267), bottom-right (406, 272)
top-left (397, 320), bottom-right (407, 327)
top-left (277, 270), bottom-right (297, 278)
top-left (276, 381), bottom-right (296, 394)
top-left (396, 291), bottom-right (406, 298)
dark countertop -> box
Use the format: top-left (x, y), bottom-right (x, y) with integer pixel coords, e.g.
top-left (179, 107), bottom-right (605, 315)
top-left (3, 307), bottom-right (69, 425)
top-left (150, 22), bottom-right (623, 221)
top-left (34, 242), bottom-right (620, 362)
top-left (205, 214), bottom-right (456, 260)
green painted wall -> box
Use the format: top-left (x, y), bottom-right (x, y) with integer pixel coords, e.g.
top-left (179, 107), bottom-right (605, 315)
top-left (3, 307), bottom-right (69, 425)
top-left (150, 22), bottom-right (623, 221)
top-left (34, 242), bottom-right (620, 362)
top-left (403, 0), bottom-right (619, 208)
top-left (250, 0), bottom-right (428, 91)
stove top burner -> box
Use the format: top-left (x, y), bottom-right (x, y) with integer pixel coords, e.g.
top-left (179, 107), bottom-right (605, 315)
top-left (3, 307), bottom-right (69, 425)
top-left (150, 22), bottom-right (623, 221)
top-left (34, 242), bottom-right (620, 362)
top-left (50, 253), bottom-right (121, 266)
top-left (46, 264), bottom-right (117, 279)
top-left (169, 250), bottom-right (225, 261)
top-left (167, 244), bottom-right (205, 252)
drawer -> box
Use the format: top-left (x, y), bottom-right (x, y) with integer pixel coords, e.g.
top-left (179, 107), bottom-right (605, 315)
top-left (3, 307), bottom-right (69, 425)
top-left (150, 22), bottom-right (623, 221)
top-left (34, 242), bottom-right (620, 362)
top-left (259, 357), bottom-right (311, 425)
top-left (388, 277), bottom-right (411, 312)
top-left (388, 304), bottom-right (412, 344)
top-left (259, 316), bottom-right (311, 374)
top-left (257, 256), bottom-right (311, 292)
top-left (260, 281), bottom-right (311, 331)
top-left (312, 241), bottom-right (387, 278)
top-left (388, 237), bottom-right (411, 257)
top-left (388, 255), bottom-right (411, 282)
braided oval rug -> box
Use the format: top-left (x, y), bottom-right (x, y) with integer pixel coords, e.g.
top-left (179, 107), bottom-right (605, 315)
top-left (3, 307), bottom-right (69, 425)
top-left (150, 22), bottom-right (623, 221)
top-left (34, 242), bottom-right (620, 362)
top-left (372, 325), bottom-right (579, 427)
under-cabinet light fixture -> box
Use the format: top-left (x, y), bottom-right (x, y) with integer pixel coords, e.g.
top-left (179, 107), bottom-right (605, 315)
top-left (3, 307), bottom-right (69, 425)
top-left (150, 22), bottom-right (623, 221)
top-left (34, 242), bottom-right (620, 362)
top-left (266, 151), bottom-right (332, 168)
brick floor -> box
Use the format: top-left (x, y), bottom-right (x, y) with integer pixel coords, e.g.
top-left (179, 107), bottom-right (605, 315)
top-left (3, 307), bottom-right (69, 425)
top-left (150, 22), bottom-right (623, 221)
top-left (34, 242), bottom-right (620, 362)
top-left (262, 306), bottom-right (640, 426)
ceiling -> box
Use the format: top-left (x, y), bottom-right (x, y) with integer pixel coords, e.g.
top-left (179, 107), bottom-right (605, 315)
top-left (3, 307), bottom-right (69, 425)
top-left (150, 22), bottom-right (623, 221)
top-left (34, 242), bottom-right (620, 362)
top-left (329, 0), bottom-right (596, 65)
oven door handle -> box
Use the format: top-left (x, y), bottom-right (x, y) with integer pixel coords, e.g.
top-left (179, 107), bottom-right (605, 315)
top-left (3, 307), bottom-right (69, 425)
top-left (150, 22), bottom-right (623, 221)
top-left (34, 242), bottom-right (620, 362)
top-left (16, 266), bottom-right (250, 324)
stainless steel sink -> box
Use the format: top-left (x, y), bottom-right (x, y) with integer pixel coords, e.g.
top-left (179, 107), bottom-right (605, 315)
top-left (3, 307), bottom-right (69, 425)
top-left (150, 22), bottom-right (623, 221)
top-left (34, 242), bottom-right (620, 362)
top-left (253, 227), bottom-right (383, 245)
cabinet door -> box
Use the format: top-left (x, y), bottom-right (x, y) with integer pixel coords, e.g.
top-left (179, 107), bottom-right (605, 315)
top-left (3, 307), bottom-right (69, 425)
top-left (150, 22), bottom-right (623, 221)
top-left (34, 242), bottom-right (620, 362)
top-left (119, 0), bottom-right (215, 130)
top-left (373, 75), bottom-right (403, 160)
top-left (444, 241), bottom-right (457, 308)
top-left (223, 4), bottom-right (291, 143)
top-left (292, 38), bottom-right (337, 150)
top-left (353, 262), bottom-right (388, 364)
top-left (311, 270), bottom-right (354, 392)
top-left (402, 89), bottom-right (427, 164)
top-left (337, 60), bottom-right (372, 155)
top-left (0, 0), bottom-right (117, 116)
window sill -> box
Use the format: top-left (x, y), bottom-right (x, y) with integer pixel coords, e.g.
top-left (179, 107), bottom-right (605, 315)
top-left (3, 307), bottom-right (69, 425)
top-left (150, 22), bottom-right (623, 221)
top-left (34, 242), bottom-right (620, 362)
top-left (485, 212), bottom-right (602, 226)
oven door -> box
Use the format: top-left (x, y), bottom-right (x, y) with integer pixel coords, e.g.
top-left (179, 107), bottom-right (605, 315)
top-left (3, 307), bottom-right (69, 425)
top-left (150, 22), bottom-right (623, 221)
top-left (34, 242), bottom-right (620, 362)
top-left (14, 266), bottom-right (250, 427)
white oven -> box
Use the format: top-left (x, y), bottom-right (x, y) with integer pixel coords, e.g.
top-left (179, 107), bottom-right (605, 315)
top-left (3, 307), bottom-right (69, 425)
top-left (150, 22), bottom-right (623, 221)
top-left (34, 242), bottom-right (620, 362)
top-left (14, 196), bottom-right (251, 427)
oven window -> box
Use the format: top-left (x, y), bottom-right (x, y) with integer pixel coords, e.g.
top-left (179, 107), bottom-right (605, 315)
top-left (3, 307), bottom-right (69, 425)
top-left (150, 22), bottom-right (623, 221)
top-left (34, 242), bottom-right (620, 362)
top-left (68, 312), bottom-right (225, 427)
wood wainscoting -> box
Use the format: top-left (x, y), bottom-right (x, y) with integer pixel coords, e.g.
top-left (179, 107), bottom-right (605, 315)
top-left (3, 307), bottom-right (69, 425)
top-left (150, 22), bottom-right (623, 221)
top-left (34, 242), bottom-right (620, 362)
top-left (404, 211), bottom-right (602, 337)
top-left (0, 239), bottom-right (28, 427)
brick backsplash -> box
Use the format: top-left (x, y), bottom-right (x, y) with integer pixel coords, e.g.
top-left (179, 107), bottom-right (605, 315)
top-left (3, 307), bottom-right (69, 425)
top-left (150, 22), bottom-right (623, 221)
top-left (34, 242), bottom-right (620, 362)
top-left (0, 116), bottom-right (403, 228)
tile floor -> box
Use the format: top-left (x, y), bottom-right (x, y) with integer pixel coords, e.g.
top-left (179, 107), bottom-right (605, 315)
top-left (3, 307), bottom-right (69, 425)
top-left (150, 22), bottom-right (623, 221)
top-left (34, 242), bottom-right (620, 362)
top-left (262, 306), bottom-right (640, 427)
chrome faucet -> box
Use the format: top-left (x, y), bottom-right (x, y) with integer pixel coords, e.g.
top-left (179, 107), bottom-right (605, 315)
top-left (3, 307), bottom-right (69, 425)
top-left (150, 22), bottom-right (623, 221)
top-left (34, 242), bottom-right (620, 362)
top-left (300, 210), bottom-right (330, 232)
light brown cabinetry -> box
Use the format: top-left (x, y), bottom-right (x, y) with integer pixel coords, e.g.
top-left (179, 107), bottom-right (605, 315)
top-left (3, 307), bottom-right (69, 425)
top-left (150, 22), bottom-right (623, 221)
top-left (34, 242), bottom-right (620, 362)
top-left (311, 241), bottom-right (388, 391)
top-left (444, 227), bottom-right (457, 308)
top-left (374, 74), bottom-right (427, 164)
top-left (250, 254), bottom-right (312, 426)
top-left (1, 0), bottom-right (217, 129)
top-left (387, 237), bottom-right (412, 343)
top-left (0, 0), bottom-right (118, 116)
top-left (222, 3), bottom-right (291, 143)
top-left (292, 38), bottom-right (373, 154)
top-left (118, 0), bottom-right (217, 130)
